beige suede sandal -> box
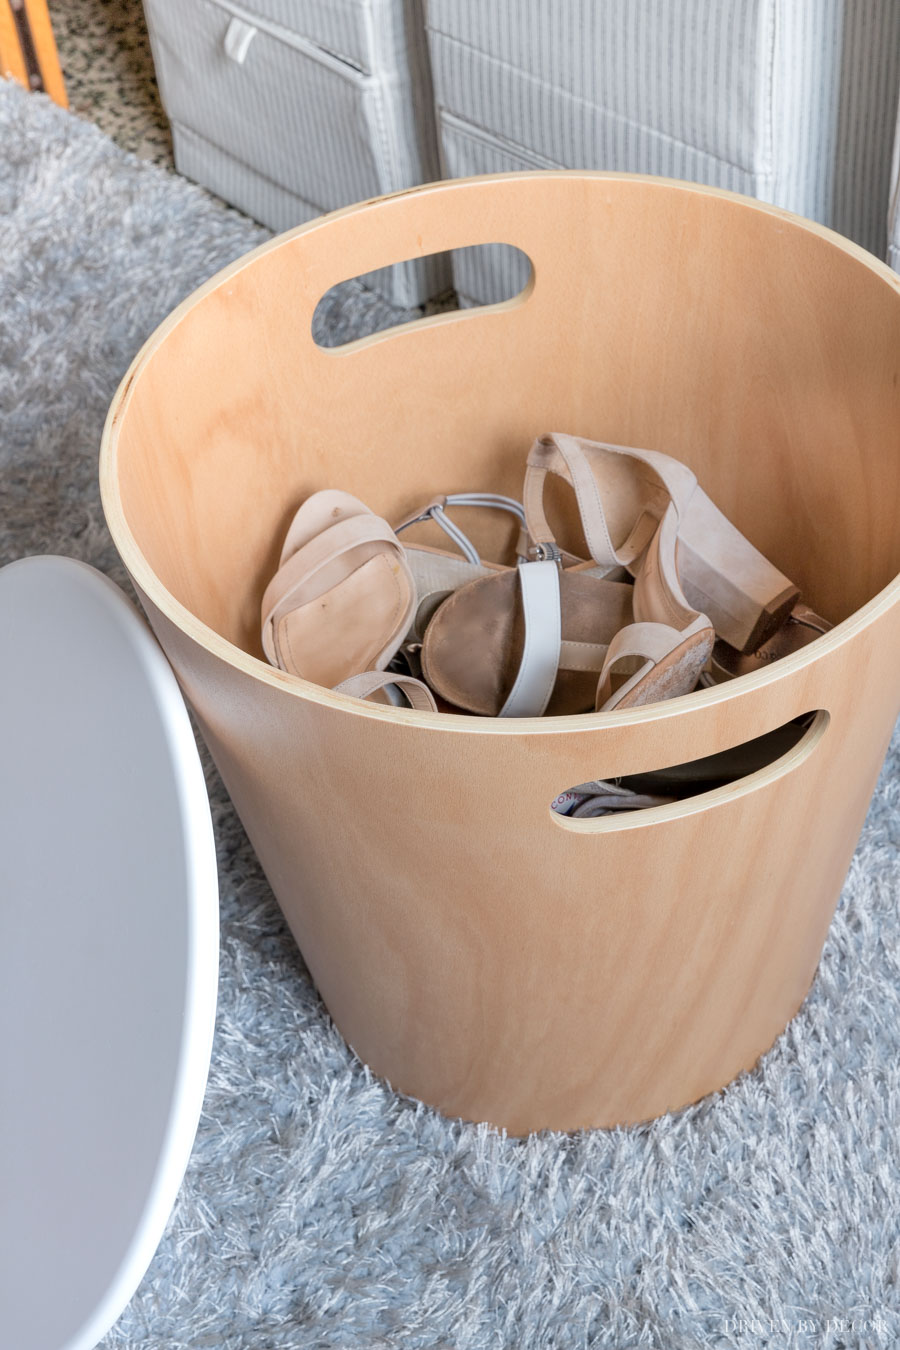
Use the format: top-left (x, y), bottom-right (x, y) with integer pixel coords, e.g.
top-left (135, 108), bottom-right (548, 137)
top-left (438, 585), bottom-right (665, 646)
top-left (394, 493), bottom-right (523, 642)
top-left (594, 503), bottom-right (714, 711)
top-left (523, 432), bottom-right (799, 654)
top-left (420, 563), bottom-right (636, 716)
top-left (260, 489), bottom-right (437, 709)
top-left (421, 462), bottom-right (715, 717)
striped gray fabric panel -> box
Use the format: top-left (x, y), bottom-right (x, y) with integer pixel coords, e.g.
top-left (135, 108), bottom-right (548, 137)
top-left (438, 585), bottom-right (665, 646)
top-left (768, 0), bottom-right (900, 254)
top-left (430, 39), bottom-right (764, 189)
top-left (428, 0), bottom-right (769, 170)
top-left (889, 86), bottom-right (900, 274)
top-left (212, 0), bottom-right (396, 74)
top-left (144, 0), bottom-right (447, 307)
top-left (172, 123), bottom-right (321, 231)
top-left (172, 122), bottom-right (447, 308)
top-left (426, 0), bottom-right (900, 303)
top-left (825, 0), bottom-right (900, 257)
top-left (438, 112), bottom-right (552, 307)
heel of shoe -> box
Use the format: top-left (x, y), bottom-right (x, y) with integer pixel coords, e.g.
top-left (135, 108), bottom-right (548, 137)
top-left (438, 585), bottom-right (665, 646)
top-left (676, 488), bottom-right (799, 653)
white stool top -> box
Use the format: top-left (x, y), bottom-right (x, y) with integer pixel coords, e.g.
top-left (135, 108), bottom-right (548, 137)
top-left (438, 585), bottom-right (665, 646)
top-left (0, 558), bottom-right (219, 1350)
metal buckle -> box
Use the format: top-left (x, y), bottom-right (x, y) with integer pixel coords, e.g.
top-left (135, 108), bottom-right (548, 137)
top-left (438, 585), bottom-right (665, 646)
top-left (420, 496), bottom-right (449, 524)
top-left (528, 540), bottom-right (563, 566)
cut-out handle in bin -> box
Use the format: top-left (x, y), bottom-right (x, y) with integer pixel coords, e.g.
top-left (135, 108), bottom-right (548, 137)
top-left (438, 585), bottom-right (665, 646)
top-left (548, 709), bottom-right (829, 833)
top-left (463, 646), bottom-right (846, 831)
top-left (311, 242), bottom-right (534, 348)
top-left (285, 176), bottom-right (578, 345)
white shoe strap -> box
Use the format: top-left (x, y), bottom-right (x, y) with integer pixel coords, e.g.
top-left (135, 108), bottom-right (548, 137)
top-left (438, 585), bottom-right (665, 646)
top-left (499, 560), bottom-right (562, 718)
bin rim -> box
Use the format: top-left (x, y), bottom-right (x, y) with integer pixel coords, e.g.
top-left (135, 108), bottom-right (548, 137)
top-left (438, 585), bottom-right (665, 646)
top-left (100, 170), bottom-right (900, 735)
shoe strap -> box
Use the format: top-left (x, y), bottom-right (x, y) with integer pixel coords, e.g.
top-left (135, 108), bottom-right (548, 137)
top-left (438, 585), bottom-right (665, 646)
top-left (335, 671), bottom-right (437, 712)
top-left (499, 560), bottom-right (562, 718)
top-left (394, 493), bottom-right (525, 566)
top-left (522, 433), bottom-right (681, 571)
top-left (631, 502), bottom-right (705, 633)
top-left (602, 618), bottom-right (707, 669)
top-left (261, 512), bottom-right (406, 662)
top-left (595, 615), bottom-right (712, 711)
top-left (548, 431), bottom-right (698, 514)
top-left (558, 638), bottom-right (612, 672)
top-left (499, 556), bottom-right (666, 717)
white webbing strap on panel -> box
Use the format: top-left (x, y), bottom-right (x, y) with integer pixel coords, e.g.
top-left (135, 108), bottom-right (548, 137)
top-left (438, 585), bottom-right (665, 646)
top-left (224, 17), bottom-right (257, 64)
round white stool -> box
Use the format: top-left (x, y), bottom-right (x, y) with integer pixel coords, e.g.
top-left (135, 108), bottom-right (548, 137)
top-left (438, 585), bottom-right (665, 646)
top-left (0, 557), bottom-right (219, 1350)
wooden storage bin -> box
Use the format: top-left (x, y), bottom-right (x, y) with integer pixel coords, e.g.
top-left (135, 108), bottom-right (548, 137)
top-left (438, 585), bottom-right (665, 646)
top-left (101, 173), bottom-right (900, 1134)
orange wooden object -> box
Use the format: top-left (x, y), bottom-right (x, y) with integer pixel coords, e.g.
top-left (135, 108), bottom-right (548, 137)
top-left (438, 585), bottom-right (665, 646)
top-left (0, 1), bottom-right (27, 86)
top-left (101, 173), bottom-right (900, 1133)
top-left (1, 0), bottom-right (67, 107)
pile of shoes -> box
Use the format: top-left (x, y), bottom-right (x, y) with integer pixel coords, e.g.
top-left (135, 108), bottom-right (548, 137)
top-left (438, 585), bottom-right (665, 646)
top-left (260, 432), bottom-right (830, 722)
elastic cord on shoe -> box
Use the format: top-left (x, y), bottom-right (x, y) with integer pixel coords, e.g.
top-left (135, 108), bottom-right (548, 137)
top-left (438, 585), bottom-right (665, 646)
top-left (395, 494), bottom-right (526, 565)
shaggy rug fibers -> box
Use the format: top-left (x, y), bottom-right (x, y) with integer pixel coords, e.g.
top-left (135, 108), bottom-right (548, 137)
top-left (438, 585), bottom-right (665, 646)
top-left (3, 82), bottom-right (900, 1350)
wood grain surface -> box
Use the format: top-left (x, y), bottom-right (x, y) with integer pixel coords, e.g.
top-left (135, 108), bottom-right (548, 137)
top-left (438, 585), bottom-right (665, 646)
top-left (101, 173), bottom-right (900, 1132)
top-left (0, 0), bottom-right (28, 86)
top-left (22, 0), bottom-right (67, 106)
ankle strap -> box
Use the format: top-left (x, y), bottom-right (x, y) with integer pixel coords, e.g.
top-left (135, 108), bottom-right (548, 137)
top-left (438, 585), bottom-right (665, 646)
top-left (335, 671), bottom-right (437, 712)
top-left (523, 433), bottom-right (668, 572)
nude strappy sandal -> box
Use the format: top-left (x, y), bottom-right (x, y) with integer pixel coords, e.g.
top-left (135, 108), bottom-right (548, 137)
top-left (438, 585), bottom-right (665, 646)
top-left (523, 432), bottom-right (799, 654)
top-left (420, 456), bottom-right (715, 717)
top-left (420, 560), bottom-right (637, 716)
top-left (593, 502), bottom-right (714, 710)
top-left (394, 493), bottom-right (523, 642)
top-left (260, 489), bottom-right (436, 710)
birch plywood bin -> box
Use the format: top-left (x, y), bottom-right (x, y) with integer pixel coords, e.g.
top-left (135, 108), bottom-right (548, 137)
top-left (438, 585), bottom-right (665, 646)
top-left (100, 173), bottom-right (900, 1135)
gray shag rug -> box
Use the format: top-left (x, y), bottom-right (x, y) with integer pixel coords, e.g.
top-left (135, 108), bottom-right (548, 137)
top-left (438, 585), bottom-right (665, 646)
top-left (3, 82), bottom-right (900, 1350)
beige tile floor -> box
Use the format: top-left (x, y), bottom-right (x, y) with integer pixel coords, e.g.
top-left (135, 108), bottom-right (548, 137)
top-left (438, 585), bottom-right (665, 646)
top-left (51, 0), bottom-right (173, 166)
